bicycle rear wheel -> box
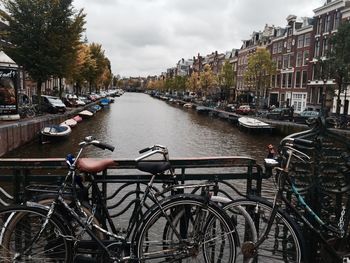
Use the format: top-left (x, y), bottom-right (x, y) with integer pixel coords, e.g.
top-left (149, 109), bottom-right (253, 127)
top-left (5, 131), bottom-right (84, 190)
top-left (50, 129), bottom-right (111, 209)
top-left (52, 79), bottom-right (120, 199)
top-left (0, 205), bottom-right (72, 262)
top-left (135, 194), bottom-right (236, 263)
top-left (224, 197), bottom-right (304, 263)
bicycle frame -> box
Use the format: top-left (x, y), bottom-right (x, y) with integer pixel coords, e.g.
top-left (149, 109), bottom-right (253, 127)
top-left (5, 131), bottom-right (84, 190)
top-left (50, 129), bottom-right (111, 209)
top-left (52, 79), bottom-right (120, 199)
top-left (31, 140), bottom-right (219, 261)
top-left (253, 143), bottom-right (350, 262)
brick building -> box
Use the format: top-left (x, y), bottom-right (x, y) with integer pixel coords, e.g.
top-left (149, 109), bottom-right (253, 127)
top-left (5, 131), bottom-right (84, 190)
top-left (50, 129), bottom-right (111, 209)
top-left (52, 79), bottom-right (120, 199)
top-left (268, 16), bottom-right (313, 112)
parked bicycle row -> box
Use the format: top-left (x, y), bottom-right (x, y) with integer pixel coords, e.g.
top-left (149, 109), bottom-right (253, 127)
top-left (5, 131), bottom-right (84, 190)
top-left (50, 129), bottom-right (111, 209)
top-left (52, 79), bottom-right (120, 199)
top-left (0, 116), bottom-right (349, 262)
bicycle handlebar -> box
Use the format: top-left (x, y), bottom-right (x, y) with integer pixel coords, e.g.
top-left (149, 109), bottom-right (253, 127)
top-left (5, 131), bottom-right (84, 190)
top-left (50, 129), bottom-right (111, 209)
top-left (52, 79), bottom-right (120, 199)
top-left (91, 141), bottom-right (115, 152)
top-left (139, 144), bottom-right (167, 154)
top-left (281, 137), bottom-right (315, 148)
top-left (78, 136), bottom-right (115, 152)
top-left (136, 144), bottom-right (169, 162)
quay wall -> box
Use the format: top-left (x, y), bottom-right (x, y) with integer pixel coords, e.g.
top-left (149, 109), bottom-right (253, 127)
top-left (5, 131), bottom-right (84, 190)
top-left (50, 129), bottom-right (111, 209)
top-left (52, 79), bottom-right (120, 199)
top-left (1, 102), bottom-right (349, 156)
top-left (0, 108), bottom-right (84, 157)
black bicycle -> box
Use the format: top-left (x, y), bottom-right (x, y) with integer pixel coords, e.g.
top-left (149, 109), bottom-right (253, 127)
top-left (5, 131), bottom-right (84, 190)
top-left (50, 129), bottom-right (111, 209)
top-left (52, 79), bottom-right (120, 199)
top-left (0, 137), bottom-right (238, 262)
top-left (221, 133), bottom-right (350, 263)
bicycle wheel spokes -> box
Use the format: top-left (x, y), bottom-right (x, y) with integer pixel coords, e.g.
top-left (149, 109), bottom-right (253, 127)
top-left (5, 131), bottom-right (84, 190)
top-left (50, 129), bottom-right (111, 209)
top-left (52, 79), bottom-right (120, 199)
top-left (0, 208), bottom-right (71, 262)
top-left (136, 198), bottom-right (236, 263)
top-left (224, 199), bottom-right (302, 263)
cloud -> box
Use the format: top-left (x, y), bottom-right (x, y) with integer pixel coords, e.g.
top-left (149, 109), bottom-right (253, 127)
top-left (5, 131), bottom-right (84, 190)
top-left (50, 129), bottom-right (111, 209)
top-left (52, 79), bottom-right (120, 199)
top-left (73, 0), bottom-right (324, 77)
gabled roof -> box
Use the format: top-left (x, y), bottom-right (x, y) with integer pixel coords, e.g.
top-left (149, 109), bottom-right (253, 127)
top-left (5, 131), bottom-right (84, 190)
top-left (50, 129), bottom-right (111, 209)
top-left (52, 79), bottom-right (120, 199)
top-left (0, 51), bottom-right (17, 68)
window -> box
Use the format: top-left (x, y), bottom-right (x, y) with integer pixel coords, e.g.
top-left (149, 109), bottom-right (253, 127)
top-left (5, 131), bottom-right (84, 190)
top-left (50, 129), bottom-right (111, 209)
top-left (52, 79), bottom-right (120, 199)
top-left (334, 11), bottom-right (340, 30)
top-left (272, 43), bottom-right (277, 54)
top-left (271, 75), bottom-right (276, 88)
top-left (276, 74), bottom-right (281, 87)
top-left (297, 35), bottom-right (304, 48)
top-left (287, 38), bottom-right (292, 52)
top-left (314, 40), bottom-right (320, 57)
top-left (296, 52), bottom-right (303, 67)
top-left (287, 73), bottom-right (293, 88)
top-left (302, 71), bottom-right (308, 87)
top-left (277, 42), bottom-right (283, 53)
top-left (322, 38), bottom-right (329, 56)
top-left (317, 18), bottom-right (322, 35)
top-left (325, 15), bottom-right (330, 32)
top-left (303, 51), bottom-right (309, 66)
top-left (295, 71), bottom-right (301, 88)
top-left (277, 56), bottom-right (282, 69)
top-left (283, 55), bottom-right (289, 69)
top-left (304, 33), bottom-right (311, 47)
top-left (282, 74), bottom-right (287, 88)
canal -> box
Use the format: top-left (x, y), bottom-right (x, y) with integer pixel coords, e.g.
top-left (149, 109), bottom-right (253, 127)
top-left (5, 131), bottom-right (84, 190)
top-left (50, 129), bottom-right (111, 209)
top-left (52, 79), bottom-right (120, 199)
top-left (5, 92), bottom-right (284, 161)
top-left (5, 92), bottom-right (283, 161)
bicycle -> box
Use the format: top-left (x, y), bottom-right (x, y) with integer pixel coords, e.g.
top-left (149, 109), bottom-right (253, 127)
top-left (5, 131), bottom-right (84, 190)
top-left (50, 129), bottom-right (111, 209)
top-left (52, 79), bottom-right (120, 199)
top-left (18, 103), bottom-right (37, 118)
top-left (223, 135), bottom-right (350, 263)
top-left (0, 136), bottom-right (238, 262)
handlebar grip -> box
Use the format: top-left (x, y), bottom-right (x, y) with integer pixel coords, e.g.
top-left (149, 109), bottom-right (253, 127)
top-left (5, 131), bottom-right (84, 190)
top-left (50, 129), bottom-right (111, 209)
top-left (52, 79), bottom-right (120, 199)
top-left (293, 138), bottom-right (315, 147)
top-left (139, 147), bottom-right (151, 154)
top-left (92, 142), bottom-right (115, 152)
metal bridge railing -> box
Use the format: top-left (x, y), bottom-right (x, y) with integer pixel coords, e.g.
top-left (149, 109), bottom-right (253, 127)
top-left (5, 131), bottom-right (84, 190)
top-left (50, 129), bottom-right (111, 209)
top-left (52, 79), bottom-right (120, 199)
top-left (0, 156), bottom-right (265, 215)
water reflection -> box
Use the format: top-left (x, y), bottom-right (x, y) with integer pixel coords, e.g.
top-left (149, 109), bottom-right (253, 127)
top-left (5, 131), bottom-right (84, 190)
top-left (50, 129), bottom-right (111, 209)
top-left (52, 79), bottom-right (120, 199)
top-left (6, 92), bottom-right (283, 164)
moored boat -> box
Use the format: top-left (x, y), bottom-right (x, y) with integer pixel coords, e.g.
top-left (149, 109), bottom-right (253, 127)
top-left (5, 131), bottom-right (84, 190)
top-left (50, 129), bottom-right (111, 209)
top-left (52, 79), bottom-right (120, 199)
top-left (99, 98), bottom-right (110, 107)
top-left (60, 118), bottom-right (77, 128)
top-left (238, 117), bottom-right (273, 131)
top-left (183, 103), bottom-right (193, 108)
top-left (79, 110), bottom-right (94, 119)
top-left (196, 106), bottom-right (211, 114)
top-left (40, 124), bottom-right (71, 143)
top-left (73, 115), bottom-right (83, 123)
top-left (90, 105), bottom-right (102, 112)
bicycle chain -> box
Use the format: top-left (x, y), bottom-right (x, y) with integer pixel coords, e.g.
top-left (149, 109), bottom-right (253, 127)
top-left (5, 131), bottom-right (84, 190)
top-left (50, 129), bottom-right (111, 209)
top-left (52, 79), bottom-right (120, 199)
top-left (338, 206), bottom-right (346, 238)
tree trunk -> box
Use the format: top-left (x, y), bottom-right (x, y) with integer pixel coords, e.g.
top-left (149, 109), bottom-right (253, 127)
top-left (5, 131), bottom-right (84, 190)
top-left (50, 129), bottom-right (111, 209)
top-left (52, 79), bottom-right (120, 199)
top-left (36, 80), bottom-right (42, 113)
top-left (59, 77), bottom-right (63, 99)
top-left (336, 80), bottom-right (342, 116)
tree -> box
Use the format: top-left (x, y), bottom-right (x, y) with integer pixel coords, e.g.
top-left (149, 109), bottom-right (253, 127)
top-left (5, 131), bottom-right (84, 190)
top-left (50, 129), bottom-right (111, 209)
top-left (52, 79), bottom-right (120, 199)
top-left (173, 76), bottom-right (187, 93)
top-left (186, 72), bottom-right (200, 94)
top-left (329, 22), bottom-right (350, 115)
top-left (244, 48), bottom-right (276, 108)
top-left (219, 60), bottom-right (235, 102)
top-left (199, 64), bottom-right (217, 99)
top-left (88, 43), bottom-right (107, 92)
top-left (0, 0), bottom-right (85, 105)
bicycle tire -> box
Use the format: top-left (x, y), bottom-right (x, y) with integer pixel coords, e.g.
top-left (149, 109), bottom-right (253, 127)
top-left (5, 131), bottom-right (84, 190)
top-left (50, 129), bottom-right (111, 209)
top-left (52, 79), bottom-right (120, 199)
top-left (0, 205), bottom-right (73, 263)
top-left (26, 108), bottom-right (35, 118)
top-left (223, 196), bottom-right (305, 263)
top-left (134, 194), bottom-right (236, 263)
top-left (32, 194), bottom-right (104, 239)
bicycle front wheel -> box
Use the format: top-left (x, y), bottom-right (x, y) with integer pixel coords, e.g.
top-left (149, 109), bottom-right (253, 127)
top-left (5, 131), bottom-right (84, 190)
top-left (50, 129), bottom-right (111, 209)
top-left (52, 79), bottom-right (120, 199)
top-left (135, 194), bottom-right (236, 263)
top-left (0, 205), bottom-right (72, 263)
top-left (224, 197), bottom-right (304, 263)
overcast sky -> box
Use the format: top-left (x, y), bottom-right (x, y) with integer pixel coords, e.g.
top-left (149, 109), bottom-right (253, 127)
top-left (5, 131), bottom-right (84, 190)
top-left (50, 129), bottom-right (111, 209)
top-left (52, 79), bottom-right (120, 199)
top-left (73, 0), bottom-right (325, 78)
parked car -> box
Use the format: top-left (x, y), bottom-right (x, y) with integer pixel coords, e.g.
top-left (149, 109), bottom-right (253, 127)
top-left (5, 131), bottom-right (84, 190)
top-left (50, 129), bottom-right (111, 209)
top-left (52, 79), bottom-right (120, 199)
top-left (63, 94), bottom-right (78, 107)
top-left (266, 107), bottom-right (293, 120)
top-left (32, 95), bottom-right (66, 113)
top-left (235, 105), bottom-right (252, 115)
top-left (79, 95), bottom-right (92, 104)
top-left (293, 110), bottom-right (319, 124)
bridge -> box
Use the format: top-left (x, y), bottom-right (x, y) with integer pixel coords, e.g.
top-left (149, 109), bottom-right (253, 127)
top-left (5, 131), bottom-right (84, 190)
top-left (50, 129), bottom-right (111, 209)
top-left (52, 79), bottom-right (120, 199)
top-left (0, 119), bottom-right (350, 262)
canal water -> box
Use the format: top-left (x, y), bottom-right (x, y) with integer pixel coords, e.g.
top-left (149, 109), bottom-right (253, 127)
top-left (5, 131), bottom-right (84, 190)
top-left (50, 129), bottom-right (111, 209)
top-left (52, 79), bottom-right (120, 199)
top-left (5, 92), bottom-right (283, 161)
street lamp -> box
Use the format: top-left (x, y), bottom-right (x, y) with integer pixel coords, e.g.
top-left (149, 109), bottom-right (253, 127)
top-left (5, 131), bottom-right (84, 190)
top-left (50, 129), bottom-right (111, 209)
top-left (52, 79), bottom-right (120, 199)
top-left (321, 78), bottom-right (327, 117)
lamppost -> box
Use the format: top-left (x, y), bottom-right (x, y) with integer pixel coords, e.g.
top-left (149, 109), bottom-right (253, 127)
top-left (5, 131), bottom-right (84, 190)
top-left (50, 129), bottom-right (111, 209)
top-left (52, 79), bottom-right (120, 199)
top-left (321, 78), bottom-right (327, 117)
